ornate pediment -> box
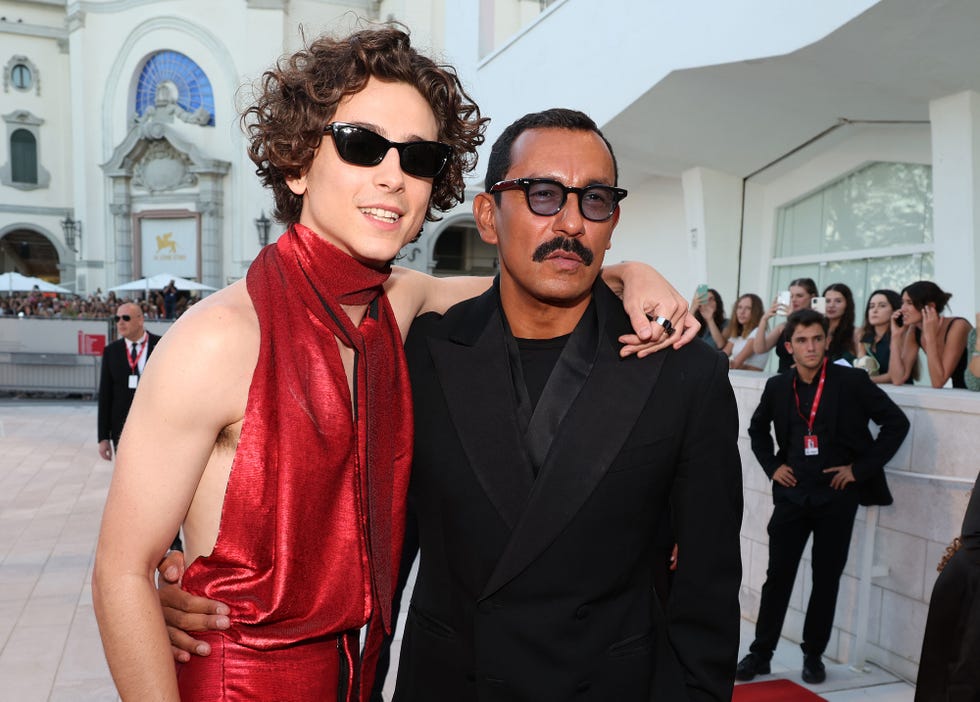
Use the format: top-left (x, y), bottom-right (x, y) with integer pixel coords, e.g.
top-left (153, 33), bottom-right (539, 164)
top-left (131, 139), bottom-right (196, 192)
top-left (102, 113), bottom-right (230, 189)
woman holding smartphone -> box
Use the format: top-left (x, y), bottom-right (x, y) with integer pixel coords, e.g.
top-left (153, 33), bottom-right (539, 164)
top-left (751, 277), bottom-right (819, 372)
top-left (854, 289), bottom-right (914, 384)
top-left (692, 286), bottom-right (728, 350)
top-left (890, 281), bottom-right (973, 388)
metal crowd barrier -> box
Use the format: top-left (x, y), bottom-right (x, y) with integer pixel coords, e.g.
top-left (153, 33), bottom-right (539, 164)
top-left (0, 317), bottom-right (172, 395)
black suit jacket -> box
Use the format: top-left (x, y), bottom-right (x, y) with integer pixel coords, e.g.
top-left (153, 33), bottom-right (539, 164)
top-left (97, 333), bottom-right (160, 444)
top-left (394, 282), bottom-right (743, 702)
top-left (748, 362), bottom-right (909, 507)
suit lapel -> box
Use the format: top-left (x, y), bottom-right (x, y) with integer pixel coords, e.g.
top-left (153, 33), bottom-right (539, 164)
top-left (428, 289), bottom-right (535, 530)
top-left (480, 284), bottom-right (666, 598)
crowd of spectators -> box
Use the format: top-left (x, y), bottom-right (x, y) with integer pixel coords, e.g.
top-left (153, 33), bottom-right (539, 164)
top-left (0, 287), bottom-right (199, 320)
top-left (692, 279), bottom-right (980, 391)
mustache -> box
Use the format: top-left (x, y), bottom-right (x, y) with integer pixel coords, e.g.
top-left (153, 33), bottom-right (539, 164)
top-left (531, 237), bottom-right (594, 266)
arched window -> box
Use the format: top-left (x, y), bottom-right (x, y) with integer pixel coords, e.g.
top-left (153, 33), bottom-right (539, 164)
top-left (135, 50), bottom-right (215, 125)
top-left (11, 63), bottom-right (32, 90)
top-left (11, 129), bottom-right (37, 184)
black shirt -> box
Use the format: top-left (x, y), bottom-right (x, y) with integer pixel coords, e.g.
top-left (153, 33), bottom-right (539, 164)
top-left (516, 334), bottom-right (569, 410)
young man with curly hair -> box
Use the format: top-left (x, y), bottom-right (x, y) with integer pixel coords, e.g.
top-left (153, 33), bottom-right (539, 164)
top-left (93, 28), bottom-right (692, 702)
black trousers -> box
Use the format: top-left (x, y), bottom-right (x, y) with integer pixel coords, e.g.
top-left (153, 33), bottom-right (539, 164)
top-left (369, 507), bottom-right (419, 702)
top-left (750, 493), bottom-right (859, 658)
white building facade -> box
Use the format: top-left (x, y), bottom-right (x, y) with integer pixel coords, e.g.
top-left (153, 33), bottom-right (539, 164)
top-left (4, 0), bottom-right (978, 314)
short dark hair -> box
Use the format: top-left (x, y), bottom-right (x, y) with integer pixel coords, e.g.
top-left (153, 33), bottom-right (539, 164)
top-left (785, 308), bottom-right (828, 339)
top-left (483, 108), bottom-right (619, 194)
top-left (243, 27), bottom-right (488, 226)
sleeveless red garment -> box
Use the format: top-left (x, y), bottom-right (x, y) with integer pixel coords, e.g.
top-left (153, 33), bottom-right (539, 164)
top-left (177, 224), bottom-right (413, 701)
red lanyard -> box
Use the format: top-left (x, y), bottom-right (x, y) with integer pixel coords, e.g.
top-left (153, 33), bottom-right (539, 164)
top-left (792, 357), bottom-right (827, 436)
top-left (127, 335), bottom-right (148, 374)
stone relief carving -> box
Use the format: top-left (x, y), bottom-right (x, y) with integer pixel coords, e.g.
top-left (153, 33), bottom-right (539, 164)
top-left (132, 139), bottom-right (197, 193)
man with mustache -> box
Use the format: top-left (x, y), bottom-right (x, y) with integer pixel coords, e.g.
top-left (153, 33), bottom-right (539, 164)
top-left (161, 108), bottom-right (742, 701)
top-left (388, 108), bottom-right (743, 701)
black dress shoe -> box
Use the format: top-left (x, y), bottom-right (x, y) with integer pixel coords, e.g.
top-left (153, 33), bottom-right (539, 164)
top-left (734, 652), bottom-right (771, 681)
top-left (802, 654), bottom-right (826, 684)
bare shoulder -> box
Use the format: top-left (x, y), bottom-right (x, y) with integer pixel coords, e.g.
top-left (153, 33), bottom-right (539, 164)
top-left (384, 266), bottom-right (426, 340)
top-left (138, 281), bottom-right (258, 428)
top-left (155, 281), bottom-right (257, 361)
top-left (385, 266), bottom-right (490, 342)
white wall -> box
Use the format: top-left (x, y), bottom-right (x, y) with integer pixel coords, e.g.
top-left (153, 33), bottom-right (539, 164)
top-left (465, 0), bottom-right (881, 151)
top-left (607, 175), bottom-right (690, 290)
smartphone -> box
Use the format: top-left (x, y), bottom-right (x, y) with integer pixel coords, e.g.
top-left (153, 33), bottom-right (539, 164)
top-left (776, 291), bottom-right (791, 310)
top-left (696, 283), bottom-right (709, 303)
top-left (895, 314), bottom-right (904, 328)
top-left (811, 296), bottom-right (826, 315)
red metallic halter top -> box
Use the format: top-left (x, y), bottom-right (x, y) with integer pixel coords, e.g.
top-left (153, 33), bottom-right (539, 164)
top-left (180, 224), bottom-right (412, 696)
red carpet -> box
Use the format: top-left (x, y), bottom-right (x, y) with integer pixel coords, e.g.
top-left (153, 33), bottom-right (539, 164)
top-left (732, 679), bottom-right (826, 701)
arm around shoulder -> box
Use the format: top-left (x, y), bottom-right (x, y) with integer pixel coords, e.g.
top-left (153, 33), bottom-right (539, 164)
top-left (385, 266), bottom-right (491, 340)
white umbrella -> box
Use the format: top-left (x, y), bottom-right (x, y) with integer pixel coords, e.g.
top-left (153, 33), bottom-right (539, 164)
top-left (0, 271), bottom-right (71, 294)
top-left (108, 272), bottom-right (217, 293)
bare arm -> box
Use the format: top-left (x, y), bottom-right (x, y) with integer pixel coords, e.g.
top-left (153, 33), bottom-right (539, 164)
top-left (384, 266), bottom-right (491, 338)
top-left (731, 332), bottom-right (761, 370)
top-left (871, 368), bottom-right (895, 384)
top-left (702, 311), bottom-right (727, 350)
top-left (387, 262), bottom-right (698, 354)
top-left (922, 312), bottom-right (970, 387)
top-left (751, 300), bottom-right (782, 355)
top-left (93, 291), bottom-right (254, 700)
top-left (753, 319), bottom-right (784, 355)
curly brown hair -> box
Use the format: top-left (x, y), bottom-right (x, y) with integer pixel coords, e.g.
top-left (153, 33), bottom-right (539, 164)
top-left (242, 27), bottom-right (487, 226)
top-left (937, 536), bottom-right (962, 572)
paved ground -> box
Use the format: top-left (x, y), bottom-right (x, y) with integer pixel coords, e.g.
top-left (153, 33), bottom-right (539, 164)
top-left (0, 400), bottom-right (916, 701)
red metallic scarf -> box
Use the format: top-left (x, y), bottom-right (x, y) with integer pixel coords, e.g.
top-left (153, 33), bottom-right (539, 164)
top-left (182, 223), bottom-right (412, 698)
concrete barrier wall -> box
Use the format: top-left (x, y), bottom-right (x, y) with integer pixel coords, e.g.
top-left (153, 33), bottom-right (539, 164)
top-left (731, 371), bottom-right (979, 682)
top-left (0, 318), bottom-right (173, 394)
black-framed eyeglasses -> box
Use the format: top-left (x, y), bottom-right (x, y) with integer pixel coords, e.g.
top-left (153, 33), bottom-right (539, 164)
top-left (324, 122), bottom-right (451, 179)
top-left (113, 315), bottom-right (132, 322)
top-left (488, 178), bottom-right (627, 222)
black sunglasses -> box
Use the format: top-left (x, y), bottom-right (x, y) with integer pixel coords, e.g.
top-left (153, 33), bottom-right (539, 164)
top-left (113, 315), bottom-right (132, 322)
top-left (488, 178), bottom-right (627, 222)
top-left (324, 122), bottom-right (451, 179)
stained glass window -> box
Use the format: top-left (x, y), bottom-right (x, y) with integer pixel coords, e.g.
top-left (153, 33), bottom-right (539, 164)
top-left (135, 50), bottom-right (215, 126)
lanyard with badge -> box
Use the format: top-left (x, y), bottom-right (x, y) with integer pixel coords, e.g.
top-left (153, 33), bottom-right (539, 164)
top-left (127, 337), bottom-right (147, 389)
top-left (792, 357), bottom-right (827, 456)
